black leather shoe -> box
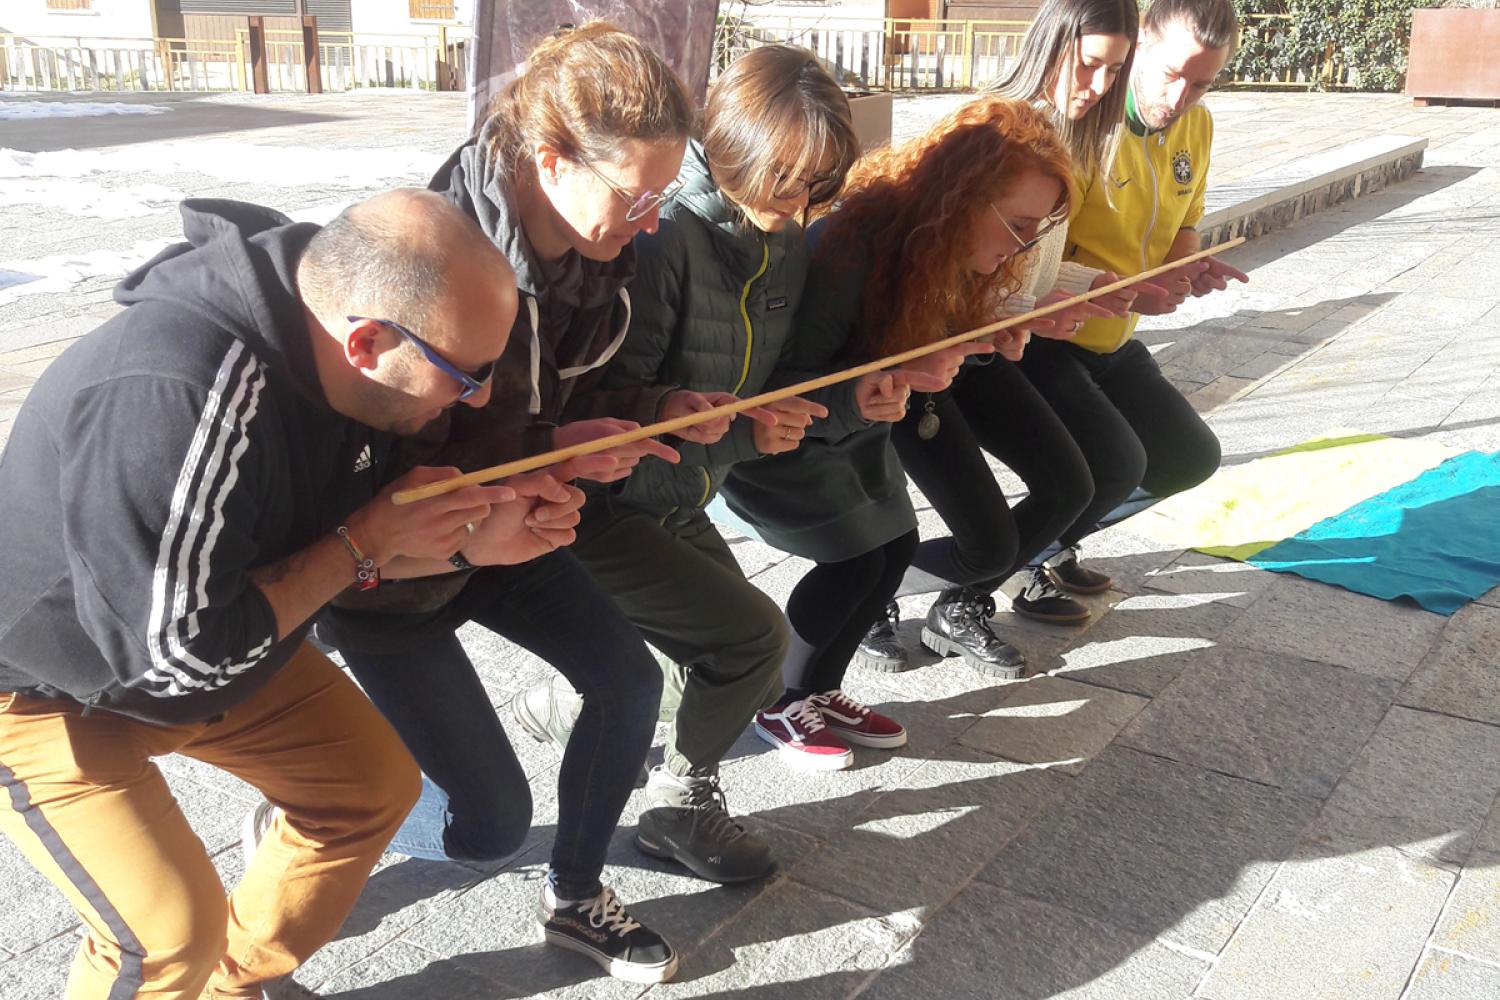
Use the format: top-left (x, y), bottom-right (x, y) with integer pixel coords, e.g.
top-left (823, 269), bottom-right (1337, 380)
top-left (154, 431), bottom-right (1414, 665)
top-left (920, 588), bottom-right (1025, 678)
top-left (1044, 548), bottom-right (1113, 594)
top-left (1012, 567), bottom-right (1091, 624)
top-left (852, 602), bottom-right (910, 672)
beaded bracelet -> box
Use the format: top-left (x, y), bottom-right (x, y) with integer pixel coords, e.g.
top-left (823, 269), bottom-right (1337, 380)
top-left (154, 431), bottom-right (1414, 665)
top-left (336, 525), bottom-right (380, 591)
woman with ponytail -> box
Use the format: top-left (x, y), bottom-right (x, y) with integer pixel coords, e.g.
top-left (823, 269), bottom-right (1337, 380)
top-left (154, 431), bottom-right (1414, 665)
top-left (317, 22), bottom-right (693, 984)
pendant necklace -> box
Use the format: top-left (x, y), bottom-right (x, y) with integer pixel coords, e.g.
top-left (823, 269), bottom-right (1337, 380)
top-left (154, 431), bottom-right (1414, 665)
top-left (916, 396), bottom-right (940, 440)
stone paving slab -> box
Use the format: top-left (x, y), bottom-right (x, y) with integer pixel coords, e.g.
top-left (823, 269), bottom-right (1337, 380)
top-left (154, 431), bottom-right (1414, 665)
top-left (1429, 853), bottom-right (1500, 966)
top-left (862, 882), bottom-right (1210, 1000)
top-left (958, 675), bottom-right (1148, 775)
top-left (647, 880), bottom-right (908, 999)
top-left (1301, 706), bottom-right (1500, 871)
top-left (1402, 950), bottom-right (1500, 1000)
top-left (1399, 604), bottom-right (1500, 727)
top-left (0, 932), bottom-right (78, 1000)
top-left (1051, 592), bottom-right (1248, 698)
top-left (788, 756), bottom-right (1067, 914)
top-left (1199, 846), bottom-right (1455, 1000)
top-left (1217, 575), bottom-right (1447, 683)
top-left (977, 746), bottom-right (1322, 954)
top-left (1116, 644), bottom-right (1398, 797)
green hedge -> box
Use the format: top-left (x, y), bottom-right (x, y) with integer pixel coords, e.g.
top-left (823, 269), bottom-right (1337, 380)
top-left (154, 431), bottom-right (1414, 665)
top-left (1224, 0), bottom-right (1431, 92)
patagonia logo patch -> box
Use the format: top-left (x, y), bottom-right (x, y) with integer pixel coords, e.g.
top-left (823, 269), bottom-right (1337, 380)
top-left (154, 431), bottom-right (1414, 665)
top-left (767, 296), bottom-right (789, 310)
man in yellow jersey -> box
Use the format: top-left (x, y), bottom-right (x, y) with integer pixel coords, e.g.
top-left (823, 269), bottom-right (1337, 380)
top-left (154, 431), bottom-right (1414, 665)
top-left (1017, 0), bottom-right (1250, 595)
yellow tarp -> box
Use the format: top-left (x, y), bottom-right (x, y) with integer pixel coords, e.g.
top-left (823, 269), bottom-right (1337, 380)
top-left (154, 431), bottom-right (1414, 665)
top-left (1126, 431), bottom-right (1458, 560)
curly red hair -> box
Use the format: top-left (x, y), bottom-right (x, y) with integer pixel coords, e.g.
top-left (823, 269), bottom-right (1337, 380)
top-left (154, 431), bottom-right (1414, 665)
top-left (816, 97), bottom-right (1075, 358)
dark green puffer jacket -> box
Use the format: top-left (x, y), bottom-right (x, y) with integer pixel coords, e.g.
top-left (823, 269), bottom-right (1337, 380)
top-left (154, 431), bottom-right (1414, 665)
top-left (722, 215), bottom-right (917, 563)
top-left (605, 141), bottom-right (866, 517)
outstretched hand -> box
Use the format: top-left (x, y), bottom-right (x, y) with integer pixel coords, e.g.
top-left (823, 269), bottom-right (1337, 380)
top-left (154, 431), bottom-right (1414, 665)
top-left (552, 417), bottom-right (680, 483)
top-left (1189, 256), bottom-right (1250, 297)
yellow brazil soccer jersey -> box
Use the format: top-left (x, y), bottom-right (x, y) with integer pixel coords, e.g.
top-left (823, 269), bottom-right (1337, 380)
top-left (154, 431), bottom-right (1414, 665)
top-left (1064, 99), bottom-right (1213, 354)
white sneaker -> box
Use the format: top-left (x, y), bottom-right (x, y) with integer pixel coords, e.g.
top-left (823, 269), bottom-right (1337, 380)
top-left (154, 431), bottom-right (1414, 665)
top-left (240, 799), bottom-right (280, 869)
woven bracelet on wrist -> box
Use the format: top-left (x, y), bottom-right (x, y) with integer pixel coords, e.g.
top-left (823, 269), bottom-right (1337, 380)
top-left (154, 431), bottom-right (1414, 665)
top-left (336, 525), bottom-right (380, 591)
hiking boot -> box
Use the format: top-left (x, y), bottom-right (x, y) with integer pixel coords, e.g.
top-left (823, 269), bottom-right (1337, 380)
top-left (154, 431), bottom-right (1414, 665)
top-left (921, 587), bottom-right (1025, 679)
top-left (753, 697), bottom-right (853, 771)
top-left (851, 601), bottom-right (910, 672)
top-left (1044, 546), bottom-right (1113, 594)
top-left (809, 690), bottom-right (907, 749)
top-left (636, 769), bottom-right (774, 884)
top-left (539, 882), bottom-right (678, 984)
top-left (240, 799), bottom-right (280, 869)
top-left (1011, 566), bottom-right (1091, 625)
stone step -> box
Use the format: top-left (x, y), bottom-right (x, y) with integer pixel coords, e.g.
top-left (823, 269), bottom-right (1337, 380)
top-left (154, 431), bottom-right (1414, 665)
top-left (1200, 133), bottom-right (1429, 246)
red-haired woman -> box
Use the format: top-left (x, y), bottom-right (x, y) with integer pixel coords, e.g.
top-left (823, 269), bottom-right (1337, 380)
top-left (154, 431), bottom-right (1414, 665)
top-left (723, 97), bottom-right (1073, 758)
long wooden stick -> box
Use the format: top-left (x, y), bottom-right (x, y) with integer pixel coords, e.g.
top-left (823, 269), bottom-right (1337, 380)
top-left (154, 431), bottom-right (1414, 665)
top-left (394, 237), bottom-right (1246, 504)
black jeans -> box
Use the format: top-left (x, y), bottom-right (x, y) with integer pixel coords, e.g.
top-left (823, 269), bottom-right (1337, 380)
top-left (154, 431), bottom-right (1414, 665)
top-left (892, 358), bottom-right (1095, 596)
top-left (1018, 337), bottom-right (1222, 547)
top-left (325, 551), bottom-right (662, 900)
top-left (784, 529), bottom-right (919, 696)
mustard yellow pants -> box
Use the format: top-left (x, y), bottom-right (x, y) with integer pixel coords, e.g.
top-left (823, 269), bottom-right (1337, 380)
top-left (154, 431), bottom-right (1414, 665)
top-left (0, 643), bottom-right (420, 999)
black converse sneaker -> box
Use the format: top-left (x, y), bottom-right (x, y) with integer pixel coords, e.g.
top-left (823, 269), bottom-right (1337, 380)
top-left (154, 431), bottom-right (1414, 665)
top-left (1011, 566), bottom-right (1091, 624)
top-left (1043, 545), bottom-right (1113, 594)
top-left (539, 882), bottom-right (678, 984)
top-left (921, 587), bottom-right (1025, 678)
top-left (851, 601), bottom-right (909, 672)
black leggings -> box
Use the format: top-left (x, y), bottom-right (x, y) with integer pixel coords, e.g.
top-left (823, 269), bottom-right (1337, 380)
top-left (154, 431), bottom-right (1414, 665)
top-left (1018, 337), bottom-right (1222, 546)
top-left (892, 358), bottom-right (1095, 596)
top-left (784, 529), bottom-right (920, 697)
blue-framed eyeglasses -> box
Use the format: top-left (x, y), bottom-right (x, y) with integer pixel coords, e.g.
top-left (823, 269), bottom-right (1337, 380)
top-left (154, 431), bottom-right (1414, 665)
top-left (347, 315), bottom-right (496, 401)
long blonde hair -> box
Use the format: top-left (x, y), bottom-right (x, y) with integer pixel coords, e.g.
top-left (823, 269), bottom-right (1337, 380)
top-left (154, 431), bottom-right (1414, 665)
top-left (983, 0), bottom-right (1137, 183)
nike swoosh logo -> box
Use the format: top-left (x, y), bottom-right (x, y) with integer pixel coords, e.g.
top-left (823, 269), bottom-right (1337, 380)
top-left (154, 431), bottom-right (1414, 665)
top-left (1112, 177), bottom-right (1133, 189)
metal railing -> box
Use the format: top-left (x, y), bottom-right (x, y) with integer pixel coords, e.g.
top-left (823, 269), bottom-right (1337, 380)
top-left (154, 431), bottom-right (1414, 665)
top-left (0, 27), bottom-right (470, 94)
top-left (0, 34), bottom-right (243, 92)
top-left (718, 17), bottom-right (1030, 91)
top-left (0, 16), bottom-right (1359, 96)
top-left (722, 13), bottom-right (1353, 92)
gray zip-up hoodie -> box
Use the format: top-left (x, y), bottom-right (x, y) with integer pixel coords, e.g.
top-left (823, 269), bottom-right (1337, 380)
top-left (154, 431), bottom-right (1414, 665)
top-left (423, 118), bottom-right (675, 468)
top-left (324, 126), bottom-right (675, 627)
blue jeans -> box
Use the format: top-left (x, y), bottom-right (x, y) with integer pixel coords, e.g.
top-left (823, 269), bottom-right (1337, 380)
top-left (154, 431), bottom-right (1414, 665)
top-left (325, 550), bottom-right (663, 900)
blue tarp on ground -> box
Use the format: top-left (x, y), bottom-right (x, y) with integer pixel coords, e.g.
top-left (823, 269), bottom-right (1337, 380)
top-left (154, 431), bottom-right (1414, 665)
top-left (1249, 450), bottom-right (1500, 615)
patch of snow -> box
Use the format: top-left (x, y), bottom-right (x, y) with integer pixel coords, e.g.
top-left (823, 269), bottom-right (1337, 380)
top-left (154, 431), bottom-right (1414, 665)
top-left (0, 101), bottom-right (168, 121)
top-left (0, 178), bottom-right (184, 219)
top-left (0, 237), bottom-right (174, 308)
top-left (0, 199), bottom-right (350, 306)
top-left (0, 270), bottom-right (40, 293)
top-left (0, 140), bottom-right (438, 189)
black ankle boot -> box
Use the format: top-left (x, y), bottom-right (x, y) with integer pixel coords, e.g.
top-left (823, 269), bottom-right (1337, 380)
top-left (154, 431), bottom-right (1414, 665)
top-left (921, 588), bottom-right (1024, 678)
